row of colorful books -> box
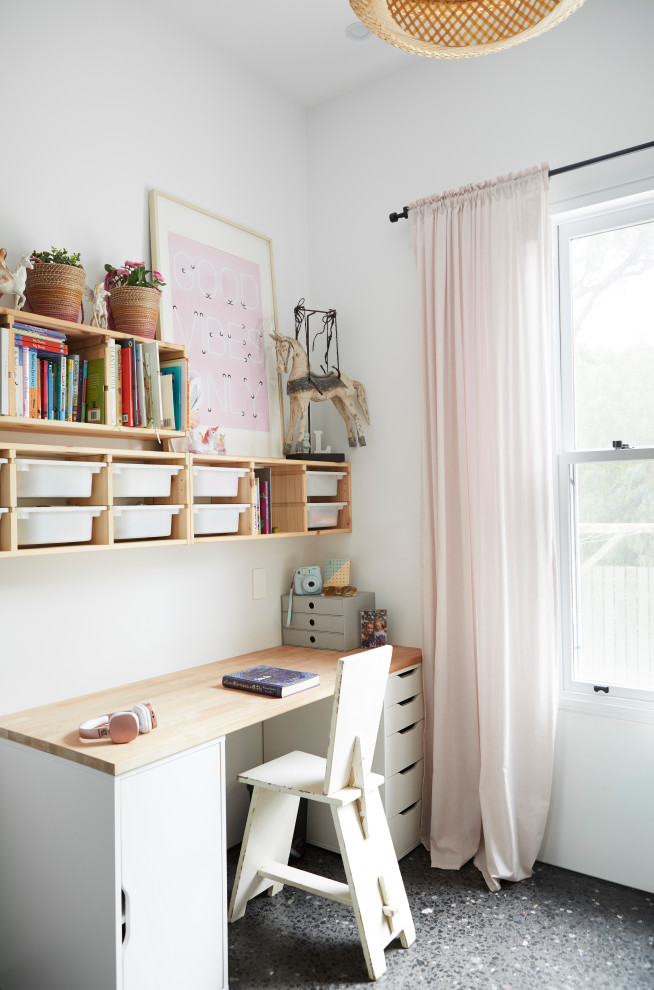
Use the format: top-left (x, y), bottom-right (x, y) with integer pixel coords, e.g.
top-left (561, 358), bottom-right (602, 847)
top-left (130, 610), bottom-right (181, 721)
top-left (103, 337), bottom-right (188, 430)
top-left (0, 322), bottom-right (188, 431)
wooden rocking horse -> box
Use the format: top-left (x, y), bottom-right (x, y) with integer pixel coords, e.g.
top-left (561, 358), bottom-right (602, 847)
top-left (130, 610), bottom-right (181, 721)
top-left (271, 332), bottom-right (370, 454)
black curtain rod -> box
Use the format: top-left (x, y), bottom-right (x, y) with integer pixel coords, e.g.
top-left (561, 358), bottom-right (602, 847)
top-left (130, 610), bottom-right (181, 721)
top-left (388, 139), bottom-right (654, 223)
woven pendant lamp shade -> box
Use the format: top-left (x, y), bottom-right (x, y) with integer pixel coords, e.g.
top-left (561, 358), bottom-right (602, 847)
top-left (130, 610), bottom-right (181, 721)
top-left (349, 0), bottom-right (587, 58)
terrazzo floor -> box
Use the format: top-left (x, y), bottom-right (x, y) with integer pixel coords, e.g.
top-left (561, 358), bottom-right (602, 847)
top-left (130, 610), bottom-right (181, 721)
top-left (226, 843), bottom-right (653, 990)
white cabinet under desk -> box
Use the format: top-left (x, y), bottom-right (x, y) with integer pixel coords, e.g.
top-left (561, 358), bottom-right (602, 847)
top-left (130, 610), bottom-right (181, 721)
top-left (0, 738), bottom-right (226, 990)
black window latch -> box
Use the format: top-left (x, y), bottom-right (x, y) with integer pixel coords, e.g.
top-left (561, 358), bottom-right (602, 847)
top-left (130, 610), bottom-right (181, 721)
top-left (593, 685), bottom-right (610, 694)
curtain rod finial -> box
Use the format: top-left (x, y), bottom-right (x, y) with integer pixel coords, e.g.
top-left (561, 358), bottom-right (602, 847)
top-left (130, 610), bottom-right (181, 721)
top-left (389, 206), bottom-right (409, 223)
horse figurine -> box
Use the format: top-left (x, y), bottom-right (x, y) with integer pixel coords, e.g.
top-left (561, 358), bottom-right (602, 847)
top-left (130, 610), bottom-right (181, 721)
top-left (271, 332), bottom-right (369, 454)
top-left (0, 250), bottom-right (33, 310)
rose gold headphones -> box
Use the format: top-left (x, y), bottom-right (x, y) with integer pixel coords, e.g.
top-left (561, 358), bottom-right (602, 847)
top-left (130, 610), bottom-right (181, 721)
top-left (79, 702), bottom-right (157, 744)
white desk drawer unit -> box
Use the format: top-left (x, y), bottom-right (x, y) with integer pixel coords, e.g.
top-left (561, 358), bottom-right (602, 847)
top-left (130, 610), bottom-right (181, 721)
top-left (281, 591), bottom-right (375, 652)
top-left (375, 663), bottom-right (424, 858)
top-left (262, 659), bottom-right (424, 859)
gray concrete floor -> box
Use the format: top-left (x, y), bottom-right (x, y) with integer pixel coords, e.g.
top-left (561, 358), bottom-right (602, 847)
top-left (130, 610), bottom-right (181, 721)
top-left (226, 842), bottom-right (653, 989)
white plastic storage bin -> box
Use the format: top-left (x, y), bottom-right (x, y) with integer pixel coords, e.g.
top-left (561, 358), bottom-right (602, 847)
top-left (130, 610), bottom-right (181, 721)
top-left (16, 458), bottom-right (105, 498)
top-left (16, 506), bottom-right (105, 546)
top-left (113, 504), bottom-right (183, 540)
top-left (306, 470), bottom-right (346, 498)
top-left (192, 466), bottom-right (247, 498)
top-left (112, 463), bottom-right (183, 498)
top-left (306, 501), bottom-right (346, 529)
top-left (193, 503), bottom-right (249, 535)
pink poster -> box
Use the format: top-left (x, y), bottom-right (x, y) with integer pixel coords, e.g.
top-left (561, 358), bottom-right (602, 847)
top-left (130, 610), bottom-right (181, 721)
top-left (167, 232), bottom-right (270, 431)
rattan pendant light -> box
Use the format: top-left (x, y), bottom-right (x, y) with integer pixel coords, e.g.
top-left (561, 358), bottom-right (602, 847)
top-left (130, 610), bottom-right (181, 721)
top-left (349, 0), bottom-right (587, 58)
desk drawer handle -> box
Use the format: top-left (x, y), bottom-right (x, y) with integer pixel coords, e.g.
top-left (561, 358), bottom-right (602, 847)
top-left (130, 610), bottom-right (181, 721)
top-left (398, 695), bottom-right (417, 707)
top-left (400, 801), bottom-right (419, 816)
top-left (398, 762), bottom-right (418, 775)
top-left (310, 618), bottom-right (315, 626)
top-left (398, 722), bottom-right (418, 734)
top-left (309, 601), bottom-right (315, 609)
top-left (310, 635), bottom-right (316, 643)
top-left (398, 669), bottom-right (417, 679)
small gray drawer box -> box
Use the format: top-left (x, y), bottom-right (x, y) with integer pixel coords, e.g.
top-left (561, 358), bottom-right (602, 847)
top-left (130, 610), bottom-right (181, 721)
top-left (285, 611), bottom-right (345, 634)
top-left (281, 591), bottom-right (375, 651)
top-left (281, 628), bottom-right (347, 650)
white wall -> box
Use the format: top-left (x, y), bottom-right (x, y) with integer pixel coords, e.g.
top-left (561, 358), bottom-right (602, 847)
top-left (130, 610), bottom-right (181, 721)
top-left (0, 0), bottom-right (317, 713)
top-left (305, 0), bottom-right (654, 891)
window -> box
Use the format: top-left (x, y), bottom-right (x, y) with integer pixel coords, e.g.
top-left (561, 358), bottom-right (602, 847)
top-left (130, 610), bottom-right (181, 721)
top-left (556, 194), bottom-right (654, 714)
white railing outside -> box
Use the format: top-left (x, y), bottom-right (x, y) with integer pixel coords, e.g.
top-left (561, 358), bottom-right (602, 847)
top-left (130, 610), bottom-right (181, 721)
top-left (578, 565), bottom-right (654, 691)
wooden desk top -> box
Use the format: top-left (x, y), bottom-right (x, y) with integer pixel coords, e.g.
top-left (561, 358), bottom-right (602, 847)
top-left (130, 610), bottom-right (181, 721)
top-left (0, 645), bottom-right (422, 777)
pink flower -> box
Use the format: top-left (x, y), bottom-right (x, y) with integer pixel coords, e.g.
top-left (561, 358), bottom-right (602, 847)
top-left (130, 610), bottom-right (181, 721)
top-left (153, 270), bottom-right (164, 282)
top-left (104, 267), bottom-right (129, 291)
top-left (124, 260), bottom-right (145, 269)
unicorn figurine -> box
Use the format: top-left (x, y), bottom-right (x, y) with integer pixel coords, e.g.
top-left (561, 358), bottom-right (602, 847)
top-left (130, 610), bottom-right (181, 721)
top-left (84, 283), bottom-right (110, 328)
top-left (0, 250), bottom-right (33, 310)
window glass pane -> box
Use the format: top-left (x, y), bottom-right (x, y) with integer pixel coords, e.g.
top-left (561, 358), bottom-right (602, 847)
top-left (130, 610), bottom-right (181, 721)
top-left (570, 219), bottom-right (654, 449)
top-left (573, 459), bottom-right (654, 691)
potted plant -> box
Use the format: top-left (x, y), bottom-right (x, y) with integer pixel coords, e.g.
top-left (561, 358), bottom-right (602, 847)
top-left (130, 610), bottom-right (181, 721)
top-left (104, 260), bottom-right (166, 339)
top-left (27, 246), bottom-right (86, 323)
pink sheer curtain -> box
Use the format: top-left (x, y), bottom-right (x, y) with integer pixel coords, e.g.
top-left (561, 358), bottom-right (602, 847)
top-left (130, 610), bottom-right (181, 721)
top-left (410, 166), bottom-right (558, 891)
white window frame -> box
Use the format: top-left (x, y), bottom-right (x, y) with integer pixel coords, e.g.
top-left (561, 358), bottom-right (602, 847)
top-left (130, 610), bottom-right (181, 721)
top-left (554, 193), bottom-right (654, 724)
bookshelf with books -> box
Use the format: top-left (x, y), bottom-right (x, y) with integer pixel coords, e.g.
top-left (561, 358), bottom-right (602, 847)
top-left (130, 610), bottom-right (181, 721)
top-left (0, 307), bottom-right (187, 440)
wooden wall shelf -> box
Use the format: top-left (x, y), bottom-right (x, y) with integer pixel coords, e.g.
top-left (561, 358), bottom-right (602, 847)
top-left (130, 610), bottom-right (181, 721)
top-left (0, 307), bottom-right (187, 439)
top-left (0, 444), bottom-right (351, 556)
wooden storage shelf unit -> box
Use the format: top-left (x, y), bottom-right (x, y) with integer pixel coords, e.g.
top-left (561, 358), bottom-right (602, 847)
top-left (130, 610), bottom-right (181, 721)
top-left (0, 447), bottom-right (352, 555)
top-left (190, 454), bottom-right (256, 542)
top-left (305, 464), bottom-right (352, 533)
top-left (0, 443), bottom-right (189, 555)
top-left (189, 455), bottom-right (352, 541)
top-left (108, 449), bottom-right (189, 548)
top-left (0, 306), bottom-right (186, 440)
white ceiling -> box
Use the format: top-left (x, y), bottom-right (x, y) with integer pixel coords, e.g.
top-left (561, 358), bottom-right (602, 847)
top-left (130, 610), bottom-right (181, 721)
top-left (156, 0), bottom-right (415, 108)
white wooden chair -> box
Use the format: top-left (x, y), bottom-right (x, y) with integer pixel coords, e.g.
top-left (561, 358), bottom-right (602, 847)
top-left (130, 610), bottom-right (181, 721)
top-left (228, 645), bottom-right (416, 981)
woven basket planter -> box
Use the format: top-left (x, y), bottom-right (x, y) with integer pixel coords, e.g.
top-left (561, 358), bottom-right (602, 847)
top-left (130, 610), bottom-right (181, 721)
top-left (109, 285), bottom-right (161, 339)
top-left (26, 263), bottom-right (86, 323)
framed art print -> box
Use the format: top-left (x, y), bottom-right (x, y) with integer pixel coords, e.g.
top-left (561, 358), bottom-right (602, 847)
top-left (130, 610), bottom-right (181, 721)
top-left (149, 190), bottom-right (284, 457)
